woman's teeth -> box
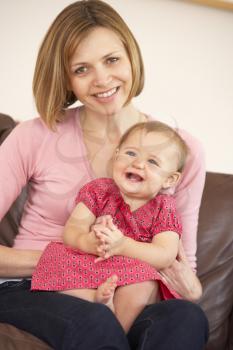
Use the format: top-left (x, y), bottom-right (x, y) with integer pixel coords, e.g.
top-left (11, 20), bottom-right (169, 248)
top-left (95, 87), bottom-right (117, 98)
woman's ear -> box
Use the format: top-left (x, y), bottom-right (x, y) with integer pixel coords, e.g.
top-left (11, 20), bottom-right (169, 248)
top-left (162, 172), bottom-right (181, 189)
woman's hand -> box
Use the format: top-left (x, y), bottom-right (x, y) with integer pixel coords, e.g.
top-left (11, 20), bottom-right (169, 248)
top-left (158, 241), bottom-right (202, 302)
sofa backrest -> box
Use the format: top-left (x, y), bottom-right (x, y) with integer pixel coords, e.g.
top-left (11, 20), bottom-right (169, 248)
top-left (197, 172), bottom-right (233, 350)
top-left (0, 114), bottom-right (27, 246)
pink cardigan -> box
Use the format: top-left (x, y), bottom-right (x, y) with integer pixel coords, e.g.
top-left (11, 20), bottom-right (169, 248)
top-left (0, 108), bottom-right (205, 270)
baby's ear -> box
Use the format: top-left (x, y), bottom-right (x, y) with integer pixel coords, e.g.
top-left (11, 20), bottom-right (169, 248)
top-left (162, 172), bottom-right (181, 189)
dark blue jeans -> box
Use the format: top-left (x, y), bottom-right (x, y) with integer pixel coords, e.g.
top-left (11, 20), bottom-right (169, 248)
top-left (0, 280), bottom-right (208, 350)
top-left (128, 299), bottom-right (209, 350)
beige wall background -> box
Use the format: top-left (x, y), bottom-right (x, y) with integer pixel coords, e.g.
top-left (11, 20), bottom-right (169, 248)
top-left (0, 0), bottom-right (232, 174)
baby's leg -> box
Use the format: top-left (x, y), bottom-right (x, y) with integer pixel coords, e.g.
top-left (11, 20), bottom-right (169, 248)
top-left (60, 275), bottom-right (118, 313)
top-left (114, 281), bottom-right (159, 333)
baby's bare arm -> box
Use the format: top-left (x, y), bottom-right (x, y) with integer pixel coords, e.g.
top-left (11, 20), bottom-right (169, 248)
top-left (93, 218), bottom-right (179, 269)
top-left (63, 202), bottom-right (99, 255)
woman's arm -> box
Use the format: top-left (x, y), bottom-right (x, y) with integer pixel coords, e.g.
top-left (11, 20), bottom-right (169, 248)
top-left (0, 122), bottom-right (42, 278)
top-left (0, 245), bottom-right (42, 278)
top-left (175, 130), bottom-right (206, 270)
top-left (158, 241), bottom-right (202, 301)
top-left (159, 131), bottom-right (206, 301)
top-left (0, 122), bottom-right (37, 221)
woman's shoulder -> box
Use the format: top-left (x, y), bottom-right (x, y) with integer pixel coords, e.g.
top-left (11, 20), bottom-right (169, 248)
top-left (1, 117), bottom-right (49, 153)
top-left (177, 128), bottom-right (205, 180)
top-left (147, 115), bottom-right (205, 165)
top-left (177, 128), bottom-right (204, 155)
top-left (12, 107), bottom-right (80, 141)
top-left (11, 117), bottom-right (48, 138)
top-left (147, 115), bottom-right (203, 151)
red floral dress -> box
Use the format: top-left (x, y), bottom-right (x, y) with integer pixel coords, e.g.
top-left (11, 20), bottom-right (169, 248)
top-left (31, 178), bottom-right (182, 299)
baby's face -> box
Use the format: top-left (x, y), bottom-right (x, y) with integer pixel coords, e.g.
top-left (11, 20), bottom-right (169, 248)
top-left (113, 129), bottom-right (180, 201)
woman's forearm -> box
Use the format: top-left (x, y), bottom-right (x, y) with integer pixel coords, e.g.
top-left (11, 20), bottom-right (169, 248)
top-left (159, 242), bottom-right (203, 302)
top-left (175, 265), bottom-right (203, 301)
top-left (0, 245), bottom-right (42, 278)
top-left (184, 273), bottom-right (202, 301)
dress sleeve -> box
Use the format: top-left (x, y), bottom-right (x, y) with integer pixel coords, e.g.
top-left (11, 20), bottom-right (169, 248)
top-left (75, 179), bottom-right (101, 218)
top-left (0, 122), bottom-right (37, 221)
top-left (174, 130), bottom-right (206, 271)
top-left (152, 196), bottom-right (182, 237)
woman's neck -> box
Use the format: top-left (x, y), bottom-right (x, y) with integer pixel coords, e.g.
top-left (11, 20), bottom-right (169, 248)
top-left (79, 103), bottom-right (147, 140)
top-left (78, 103), bottom-right (148, 179)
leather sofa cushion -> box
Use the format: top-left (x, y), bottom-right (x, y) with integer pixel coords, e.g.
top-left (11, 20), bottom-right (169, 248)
top-left (197, 172), bottom-right (233, 350)
top-left (0, 323), bottom-right (52, 350)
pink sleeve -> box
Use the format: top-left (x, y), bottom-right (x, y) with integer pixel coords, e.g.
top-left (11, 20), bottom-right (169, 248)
top-left (174, 130), bottom-right (206, 271)
top-left (0, 122), bottom-right (36, 220)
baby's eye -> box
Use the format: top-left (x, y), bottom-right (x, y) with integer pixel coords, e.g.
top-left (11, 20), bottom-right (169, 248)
top-left (125, 150), bottom-right (136, 157)
top-left (106, 57), bottom-right (119, 64)
top-left (148, 159), bottom-right (158, 166)
top-left (74, 66), bottom-right (88, 75)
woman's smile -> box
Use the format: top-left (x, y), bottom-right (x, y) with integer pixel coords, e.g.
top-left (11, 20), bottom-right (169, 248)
top-left (68, 27), bottom-right (132, 117)
top-left (92, 86), bottom-right (119, 103)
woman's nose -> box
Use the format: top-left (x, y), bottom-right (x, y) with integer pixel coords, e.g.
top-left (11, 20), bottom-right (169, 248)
top-left (93, 66), bottom-right (111, 87)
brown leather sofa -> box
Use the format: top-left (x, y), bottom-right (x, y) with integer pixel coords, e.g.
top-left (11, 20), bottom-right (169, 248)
top-left (0, 113), bottom-right (233, 350)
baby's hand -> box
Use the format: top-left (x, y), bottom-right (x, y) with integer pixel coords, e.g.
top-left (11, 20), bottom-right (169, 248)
top-left (93, 225), bottom-right (109, 262)
top-left (93, 220), bottom-right (125, 261)
top-left (93, 215), bottom-right (113, 227)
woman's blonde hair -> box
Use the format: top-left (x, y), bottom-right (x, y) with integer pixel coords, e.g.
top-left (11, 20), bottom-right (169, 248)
top-left (33, 0), bottom-right (144, 129)
top-left (118, 121), bottom-right (189, 172)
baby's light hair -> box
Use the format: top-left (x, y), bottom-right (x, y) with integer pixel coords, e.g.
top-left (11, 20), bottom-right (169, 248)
top-left (118, 121), bottom-right (189, 172)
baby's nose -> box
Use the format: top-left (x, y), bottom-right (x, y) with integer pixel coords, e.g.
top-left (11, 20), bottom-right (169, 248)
top-left (132, 157), bottom-right (145, 169)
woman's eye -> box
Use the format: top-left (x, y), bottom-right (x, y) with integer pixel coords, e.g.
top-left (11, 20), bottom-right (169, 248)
top-left (148, 159), bottom-right (158, 166)
top-left (106, 57), bottom-right (119, 64)
top-left (125, 150), bottom-right (136, 157)
top-left (74, 66), bottom-right (88, 75)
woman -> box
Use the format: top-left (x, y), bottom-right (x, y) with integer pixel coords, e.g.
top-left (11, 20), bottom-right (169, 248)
top-left (0, 1), bottom-right (208, 349)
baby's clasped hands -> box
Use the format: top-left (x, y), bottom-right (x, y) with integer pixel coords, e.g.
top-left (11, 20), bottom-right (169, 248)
top-left (93, 216), bottom-right (125, 262)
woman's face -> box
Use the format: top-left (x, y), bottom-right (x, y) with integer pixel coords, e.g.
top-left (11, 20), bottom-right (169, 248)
top-left (68, 27), bottom-right (132, 117)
